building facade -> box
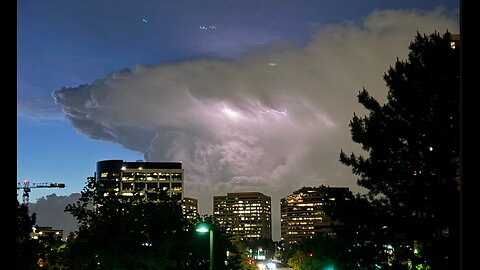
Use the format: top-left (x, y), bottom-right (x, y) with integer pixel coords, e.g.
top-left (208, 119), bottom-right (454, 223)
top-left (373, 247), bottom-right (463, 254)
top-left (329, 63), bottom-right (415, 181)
top-left (213, 192), bottom-right (272, 241)
top-left (31, 226), bottom-right (63, 240)
top-left (95, 159), bottom-right (184, 202)
top-left (182, 197), bottom-right (199, 223)
top-left (280, 185), bottom-right (353, 244)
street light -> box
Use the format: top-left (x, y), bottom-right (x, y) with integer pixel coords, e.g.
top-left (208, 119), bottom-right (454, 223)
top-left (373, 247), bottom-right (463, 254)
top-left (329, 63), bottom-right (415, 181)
top-left (196, 222), bottom-right (213, 270)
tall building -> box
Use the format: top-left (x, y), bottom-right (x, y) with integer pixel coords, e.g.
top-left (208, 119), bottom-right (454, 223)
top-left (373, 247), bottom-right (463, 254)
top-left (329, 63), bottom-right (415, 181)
top-left (280, 185), bottom-right (353, 245)
top-left (213, 192), bottom-right (272, 241)
top-left (95, 159), bottom-right (184, 202)
top-left (182, 197), bottom-right (199, 223)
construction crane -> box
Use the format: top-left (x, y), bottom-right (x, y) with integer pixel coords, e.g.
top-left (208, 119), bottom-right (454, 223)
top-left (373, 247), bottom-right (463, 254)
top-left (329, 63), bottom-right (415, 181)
top-left (17, 180), bottom-right (65, 204)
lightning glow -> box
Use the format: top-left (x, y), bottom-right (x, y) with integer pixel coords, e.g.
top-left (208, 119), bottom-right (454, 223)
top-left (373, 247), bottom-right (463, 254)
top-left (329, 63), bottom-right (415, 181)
top-left (222, 106), bottom-right (240, 119)
top-left (259, 108), bottom-right (287, 116)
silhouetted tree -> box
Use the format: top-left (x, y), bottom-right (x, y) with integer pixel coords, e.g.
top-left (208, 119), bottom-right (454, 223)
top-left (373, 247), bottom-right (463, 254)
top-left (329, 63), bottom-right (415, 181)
top-left (181, 215), bottom-right (243, 270)
top-left (64, 177), bottom-right (243, 270)
top-left (324, 194), bottom-right (393, 269)
top-left (65, 176), bottom-right (190, 269)
top-left (340, 31), bottom-right (460, 269)
top-left (230, 241), bottom-right (257, 270)
top-left (16, 200), bottom-right (41, 269)
top-left (247, 238), bottom-right (275, 261)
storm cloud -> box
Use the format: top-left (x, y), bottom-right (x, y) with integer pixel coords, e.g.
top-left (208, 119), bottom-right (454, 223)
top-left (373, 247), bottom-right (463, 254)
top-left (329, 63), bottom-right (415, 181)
top-left (52, 8), bottom-right (458, 239)
top-left (29, 193), bottom-right (81, 238)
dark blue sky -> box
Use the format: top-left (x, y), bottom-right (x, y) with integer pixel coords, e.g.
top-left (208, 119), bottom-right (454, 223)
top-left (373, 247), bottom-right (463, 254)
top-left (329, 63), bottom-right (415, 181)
top-left (17, 0), bottom-right (459, 109)
top-left (17, 0), bottom-right (459, 240)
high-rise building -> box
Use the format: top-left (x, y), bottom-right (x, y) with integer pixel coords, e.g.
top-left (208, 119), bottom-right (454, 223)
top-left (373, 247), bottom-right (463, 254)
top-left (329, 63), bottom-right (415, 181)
top-left (280, 185), bottom-right (353, 245)
top-left (95, 159), bottom-right (184, 202)
top-left (213, 192), bottom-right (272, 241)
top-left (182, 197), bottom-right (199, 223)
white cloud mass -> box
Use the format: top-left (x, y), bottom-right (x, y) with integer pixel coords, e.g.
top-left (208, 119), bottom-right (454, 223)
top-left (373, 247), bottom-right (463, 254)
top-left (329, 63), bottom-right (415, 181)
top-left (52, 8), bottom-right (459, 240)
top-left (29, 193), bottom-right (81, 238)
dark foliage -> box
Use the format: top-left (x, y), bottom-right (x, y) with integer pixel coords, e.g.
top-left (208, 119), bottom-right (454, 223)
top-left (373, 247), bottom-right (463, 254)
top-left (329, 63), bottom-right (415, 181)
top-left (63, 176), bottom-right (242, 270)
top-left (16, 201), bottom-right (41, 269)
top-left (339, 31), bottom-right (460, 269)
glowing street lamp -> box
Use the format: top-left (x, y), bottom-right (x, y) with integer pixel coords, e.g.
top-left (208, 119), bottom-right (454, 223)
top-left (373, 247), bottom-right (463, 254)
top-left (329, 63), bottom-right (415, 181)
top-left (196, 222), bottom-right (213, 270)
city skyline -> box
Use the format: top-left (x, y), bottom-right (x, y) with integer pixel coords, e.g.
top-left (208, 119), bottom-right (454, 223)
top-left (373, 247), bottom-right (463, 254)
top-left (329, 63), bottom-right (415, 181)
top-left (17, 0), bottom-right (460, 241)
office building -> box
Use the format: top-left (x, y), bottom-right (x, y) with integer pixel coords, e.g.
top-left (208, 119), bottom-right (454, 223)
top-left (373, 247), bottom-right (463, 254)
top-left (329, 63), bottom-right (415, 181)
top-left (95, 159), bottom-right (184, 202)
top-left (280, 185), bottom-right (353, 244)
top-left (214, 192), bottom-right (272, 241)
top-left (182, 196), bottom-right (199, 223)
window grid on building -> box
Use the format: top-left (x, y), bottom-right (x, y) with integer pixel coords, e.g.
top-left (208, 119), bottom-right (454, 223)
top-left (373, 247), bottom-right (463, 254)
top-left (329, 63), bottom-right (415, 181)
top-left (213, 192), bottom-right (272, 241)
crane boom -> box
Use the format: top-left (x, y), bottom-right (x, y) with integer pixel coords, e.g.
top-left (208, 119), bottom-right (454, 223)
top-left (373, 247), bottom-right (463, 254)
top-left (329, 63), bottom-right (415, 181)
top-left (17, 180), bottom-right (65, 204)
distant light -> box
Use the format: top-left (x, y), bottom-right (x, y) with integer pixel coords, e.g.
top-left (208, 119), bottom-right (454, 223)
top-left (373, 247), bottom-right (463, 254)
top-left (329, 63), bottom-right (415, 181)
top-left (199, 25), bottom-right (216, 30)
top-left (256, 262), bottom-right (266, 270)
top-left (142, 18), bottom-right (148, 23)
top-left (268, 62), bottom-right (277, 66)
top-left (266, 262), bottom-right (276, 269)
top-left (428, 146), bottom-right (433, 151)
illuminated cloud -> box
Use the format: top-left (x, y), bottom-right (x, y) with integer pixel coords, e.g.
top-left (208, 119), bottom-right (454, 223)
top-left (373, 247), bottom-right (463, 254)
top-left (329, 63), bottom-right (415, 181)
top-left (52, 8), bottom-right (459, 233)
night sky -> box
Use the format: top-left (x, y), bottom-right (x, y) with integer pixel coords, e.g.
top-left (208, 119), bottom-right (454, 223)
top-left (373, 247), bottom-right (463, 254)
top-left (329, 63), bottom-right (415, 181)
top-left (17, 0), bottom-right (459, 240)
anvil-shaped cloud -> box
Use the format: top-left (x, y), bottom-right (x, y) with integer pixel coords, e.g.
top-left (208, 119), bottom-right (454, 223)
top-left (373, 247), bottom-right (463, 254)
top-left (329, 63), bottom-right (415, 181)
top-left (52, 8), bottom-right (458, 238)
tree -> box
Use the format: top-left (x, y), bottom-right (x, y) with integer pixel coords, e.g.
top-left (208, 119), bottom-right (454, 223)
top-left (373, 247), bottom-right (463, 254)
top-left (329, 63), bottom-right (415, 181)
top-left (180, 215), bottom-right (243, 270)
top-left (230, 241), bottom-right (257, 270)
top-left (324, 194), bottom-right (393, 269)
top-left (246, 238), bottom-right (275, 261)
top-left (16, 200), bottom-right (41, 269)
top-left (64, 177), bottom-right (243, 270)
top-left (340, 31), bottom-right (460, 269)
top-left (64, 176), bottom-right (191, 269)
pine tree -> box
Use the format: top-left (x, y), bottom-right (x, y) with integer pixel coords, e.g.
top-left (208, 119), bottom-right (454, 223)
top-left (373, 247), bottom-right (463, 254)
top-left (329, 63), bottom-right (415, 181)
top-left (340, 31), bottom-right (460, 269)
